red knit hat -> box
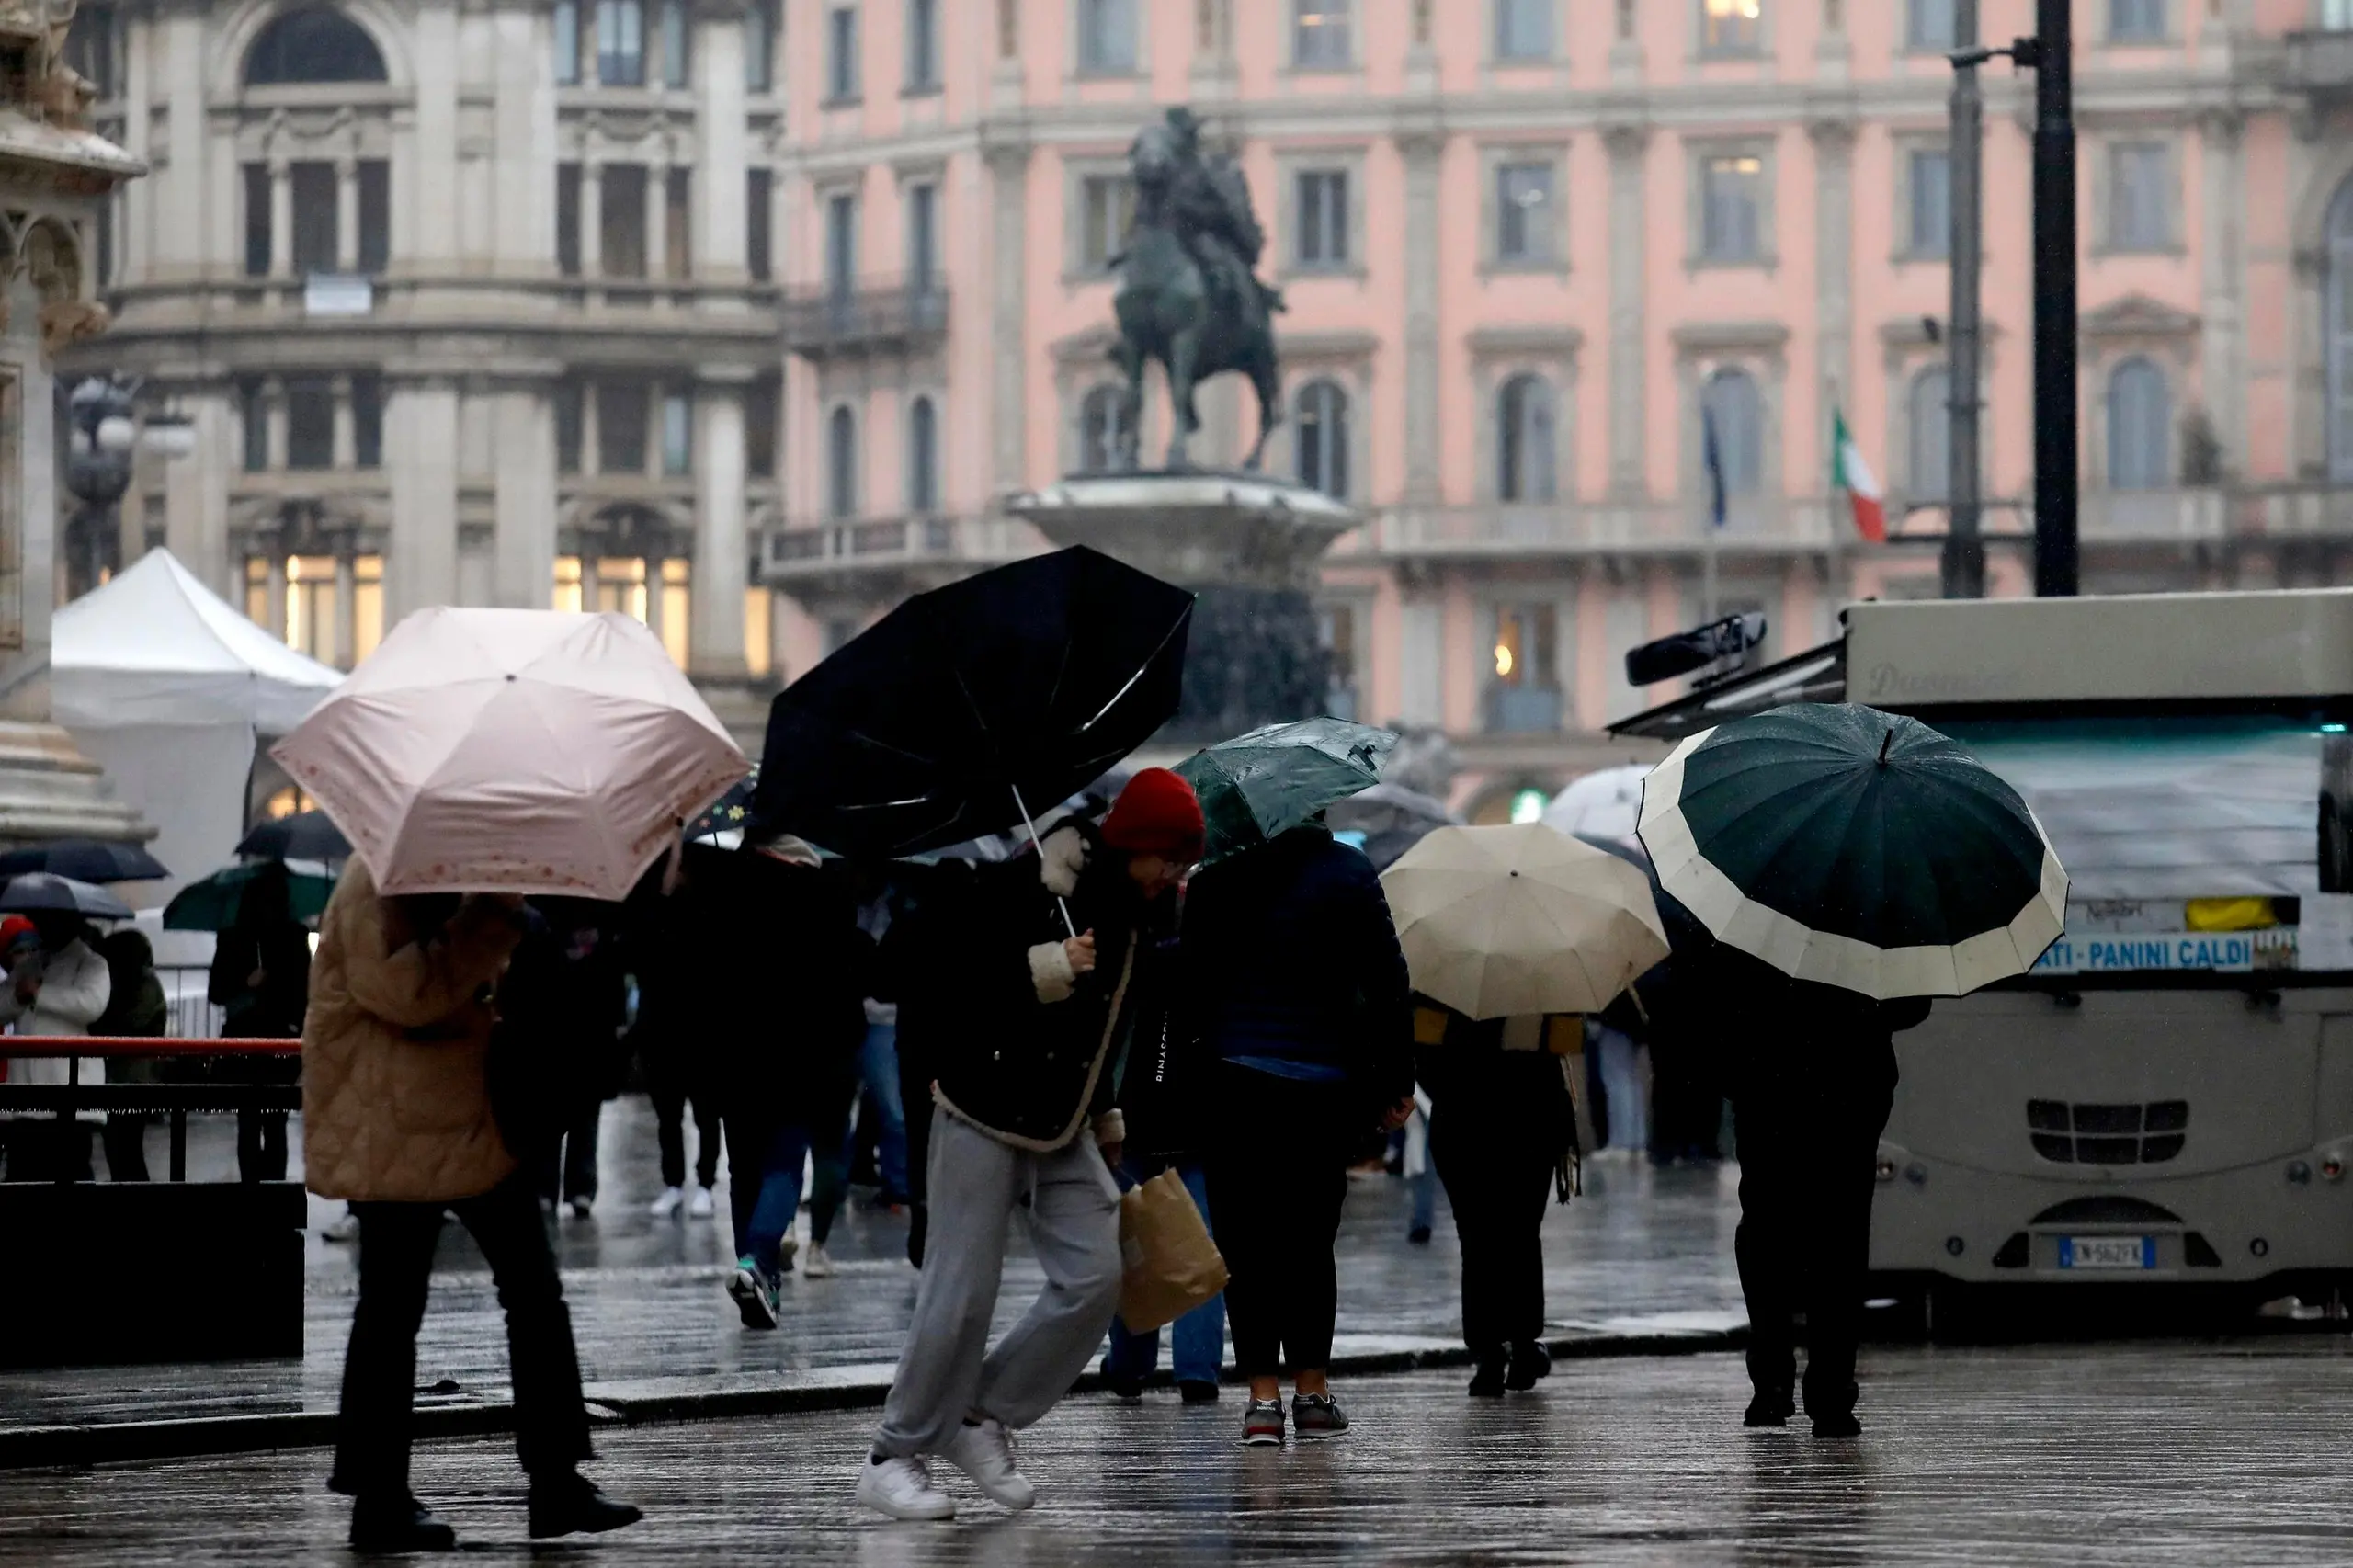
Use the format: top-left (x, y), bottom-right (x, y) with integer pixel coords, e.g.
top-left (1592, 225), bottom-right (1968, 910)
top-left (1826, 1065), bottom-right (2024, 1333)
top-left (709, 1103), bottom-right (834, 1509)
top-left (1101, 767), bottom-right (1206, 862)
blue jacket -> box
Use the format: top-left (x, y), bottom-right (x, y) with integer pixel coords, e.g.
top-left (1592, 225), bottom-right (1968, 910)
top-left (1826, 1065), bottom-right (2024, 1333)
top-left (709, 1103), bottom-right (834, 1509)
top-left (1180, 825), bottom-right (1413, 1102)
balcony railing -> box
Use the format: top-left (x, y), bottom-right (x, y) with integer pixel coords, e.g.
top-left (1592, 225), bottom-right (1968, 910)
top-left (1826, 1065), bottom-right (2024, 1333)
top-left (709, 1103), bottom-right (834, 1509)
top-left (760, 514), bottom-right (1035, 590)
top-left (2287, 28), bottom-right (2353, 97)
top-left (1367, 500), bottom-right (1839, 559)
top-left (1484, 684), bottom-right (1564, 735)
top-left (780, 278), bottom-right (949, 359)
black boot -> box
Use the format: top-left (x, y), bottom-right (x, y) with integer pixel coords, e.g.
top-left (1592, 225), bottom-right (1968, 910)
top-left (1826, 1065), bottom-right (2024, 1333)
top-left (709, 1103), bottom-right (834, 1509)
top-left (1505, 1341), bottom-right (1552, 1392)
top-left (1744, 1386), bottom-right (1796, 1428)
top-left (349, 1493), bottom-right (457, 1554)
top-left (1468, 1351), bottom-right (1507, 1398)
top-left (1812, 1411), bottom-right (1862, 1439)
top-left (527, 1472), bottom-right (644, 1540)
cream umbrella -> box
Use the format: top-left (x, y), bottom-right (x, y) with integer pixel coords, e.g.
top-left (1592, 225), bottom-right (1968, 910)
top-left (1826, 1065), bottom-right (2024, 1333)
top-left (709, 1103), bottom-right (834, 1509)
top-left (1381, 822), bottom-right (1670, 1021)
top-left (271, 608), bottom-right (748, 900)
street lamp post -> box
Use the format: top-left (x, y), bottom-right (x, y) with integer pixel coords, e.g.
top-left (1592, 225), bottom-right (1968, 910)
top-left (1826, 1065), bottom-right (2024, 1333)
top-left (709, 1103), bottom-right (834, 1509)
top-left (61, 375), bottom-right (138, 602)
top-left (1943, 0), bottom-right (1988, 600)
top-left (2018, 0), bottom-right (2080, 597)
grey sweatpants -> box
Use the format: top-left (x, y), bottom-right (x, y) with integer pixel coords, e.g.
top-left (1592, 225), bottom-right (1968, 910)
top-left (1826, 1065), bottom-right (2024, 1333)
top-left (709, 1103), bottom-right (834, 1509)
top-left (874, 1111), bottom-right (1123, 1459)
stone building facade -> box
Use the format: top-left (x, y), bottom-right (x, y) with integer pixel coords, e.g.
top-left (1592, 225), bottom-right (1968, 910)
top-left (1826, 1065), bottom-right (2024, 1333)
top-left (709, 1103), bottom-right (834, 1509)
top-left (59, 0), bottom-right (2353, 811)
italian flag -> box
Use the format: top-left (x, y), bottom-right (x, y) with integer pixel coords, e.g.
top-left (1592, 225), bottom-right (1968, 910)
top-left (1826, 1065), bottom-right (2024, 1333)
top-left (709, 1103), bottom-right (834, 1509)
top-left (1832, 409), bottom-right (1886, 543)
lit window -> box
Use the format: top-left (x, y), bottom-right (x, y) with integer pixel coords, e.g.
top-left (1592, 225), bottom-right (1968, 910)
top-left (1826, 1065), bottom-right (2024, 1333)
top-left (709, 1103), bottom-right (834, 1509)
top-left (1701, 0), bottom-right (1762, 55)
top-left (1294, 0), bottom-right (1349, 68)
top-left (554, 555), bottom-right (585, 613)
top-left (284, 555), bottom-right (338, 662)
top-left (659, 558), bottom-right (690, 665)
top-left (745, 587), bottom-right (774, 678)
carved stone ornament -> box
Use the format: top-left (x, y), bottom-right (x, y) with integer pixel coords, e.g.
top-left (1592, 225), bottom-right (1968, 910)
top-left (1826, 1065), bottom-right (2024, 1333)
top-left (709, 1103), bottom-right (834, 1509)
top-left (39, 297), bottom-right (106, 357)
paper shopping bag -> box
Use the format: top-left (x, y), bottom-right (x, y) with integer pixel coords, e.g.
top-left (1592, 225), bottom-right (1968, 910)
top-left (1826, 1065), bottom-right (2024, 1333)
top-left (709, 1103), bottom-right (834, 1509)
top-left (1117, 1168), bottom-right (1228, 1334)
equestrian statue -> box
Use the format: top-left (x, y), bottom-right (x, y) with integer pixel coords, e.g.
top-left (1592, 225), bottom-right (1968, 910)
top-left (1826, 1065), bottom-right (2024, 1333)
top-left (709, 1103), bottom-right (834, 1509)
top-left (1108, 107), bottom-right (1286, 472)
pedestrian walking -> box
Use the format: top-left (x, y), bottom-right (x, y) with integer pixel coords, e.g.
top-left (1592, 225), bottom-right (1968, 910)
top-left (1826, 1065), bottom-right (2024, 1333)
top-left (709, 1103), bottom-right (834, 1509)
top-left (499, 899), bottom-right (630, 1220)
top-left (209, 859), bottom-right (310, 1182)
top-left (92, 927), bottom-right (168, 1182)
top-left (0, 913), bottom-right (112, 1181)
top-left (1414, 1003), bottom-right (1578, 1397)
top-left (856, 769), bottom-right (1196, 1522)
top-left (1187, 821), bottom-right (1415, 1449)
top-left (848, 864), bottom-right (912, 1206)
top-left (305, 858), bottom-right (639, 1551)
top-left (628, 869), bottom-right (722, 1219)
top-left (671, 830), bottom-right (866, 1324)
top-left (1723, 967), bottom-right (1928, 1438)
top-left (1402, 1088), bottom-right (1436, 1244)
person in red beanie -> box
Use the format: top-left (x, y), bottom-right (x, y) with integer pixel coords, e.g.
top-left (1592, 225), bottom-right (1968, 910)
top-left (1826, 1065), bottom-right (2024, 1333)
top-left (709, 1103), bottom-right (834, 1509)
top-left (858, 768), bottom-right (1198, 1522)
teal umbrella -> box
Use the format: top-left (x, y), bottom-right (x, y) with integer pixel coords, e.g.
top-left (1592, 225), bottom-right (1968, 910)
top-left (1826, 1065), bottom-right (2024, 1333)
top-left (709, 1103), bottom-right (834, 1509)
top-left (1636, 703), bottom-right (2067, 1000)
top-left (164, 862), bottom-right (335, 932)
top-left (1175, 718), bottom-right (1398, 867)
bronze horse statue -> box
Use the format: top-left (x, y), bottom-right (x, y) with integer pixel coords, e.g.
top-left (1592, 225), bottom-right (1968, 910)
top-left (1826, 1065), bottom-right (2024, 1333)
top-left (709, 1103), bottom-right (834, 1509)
top-left (1108, 114), bottom-right (1285, 472)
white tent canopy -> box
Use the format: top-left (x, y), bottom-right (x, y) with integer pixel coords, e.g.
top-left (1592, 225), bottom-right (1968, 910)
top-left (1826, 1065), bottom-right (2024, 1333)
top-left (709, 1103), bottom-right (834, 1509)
top-left (51, 550), bottom-right (342, 904)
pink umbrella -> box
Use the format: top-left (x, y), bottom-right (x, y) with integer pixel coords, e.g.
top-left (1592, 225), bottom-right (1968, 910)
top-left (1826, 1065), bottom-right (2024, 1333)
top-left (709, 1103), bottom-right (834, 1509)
top-left (271, 608), bottom-right (748, 900)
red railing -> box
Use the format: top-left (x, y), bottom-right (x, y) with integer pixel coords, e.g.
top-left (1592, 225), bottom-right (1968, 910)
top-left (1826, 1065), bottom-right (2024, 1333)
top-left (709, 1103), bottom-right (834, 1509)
top-left (1, 1038), bottom-right (305, 1184)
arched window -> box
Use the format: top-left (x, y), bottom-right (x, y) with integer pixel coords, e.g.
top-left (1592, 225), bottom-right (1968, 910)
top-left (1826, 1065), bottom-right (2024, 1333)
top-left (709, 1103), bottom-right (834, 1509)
top-left (2329, 177), bottom-right (2353, 483)
top-left (1496, 373), bottom-right (1556, 502)
top-left (1908, 365), bottom-right (1951, 505)
top-left (1701, 368), bottom-right (1763, 495)
top-left (244, 7), bottom-right (388, 85)
top-left (906, 395), bottom-right (939, 513)
top-left (826, 405), bottom-right (858, 519)
top-left (1079, 385), bottom-right (1131, 473)
top-left (2107, 357), bottom-right (2171, 491)
top-left (1293, 379), bottom-right (1350, 498)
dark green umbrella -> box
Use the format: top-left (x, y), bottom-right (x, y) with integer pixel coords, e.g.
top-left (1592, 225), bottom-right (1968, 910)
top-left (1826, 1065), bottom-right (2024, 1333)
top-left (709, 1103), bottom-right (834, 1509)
top-left (164, 862), bottom-right (335, 932)
top-left (1635, 702), bottom-right (2066, 1000)
top-left (1175, 718), bottom-right (1398, 867)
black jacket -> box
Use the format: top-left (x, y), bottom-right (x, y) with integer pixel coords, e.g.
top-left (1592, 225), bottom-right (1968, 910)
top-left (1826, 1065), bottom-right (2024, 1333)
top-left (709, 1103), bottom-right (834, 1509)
top-left (1179, 825), bottom-right (1414, 1109)
top-left (923, 817), bottom-right (1154, 1153)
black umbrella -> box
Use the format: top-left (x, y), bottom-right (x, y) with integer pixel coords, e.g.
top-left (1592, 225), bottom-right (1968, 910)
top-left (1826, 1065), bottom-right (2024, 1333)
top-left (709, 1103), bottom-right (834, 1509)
top-left (0, 838), bottom-right (168, 884)
top-left (0, 872), bottom-right (134, 921)
top-left (236, 809), bottom-right (351, 862)
top-left (751, 548), bottom-right (1194, 868)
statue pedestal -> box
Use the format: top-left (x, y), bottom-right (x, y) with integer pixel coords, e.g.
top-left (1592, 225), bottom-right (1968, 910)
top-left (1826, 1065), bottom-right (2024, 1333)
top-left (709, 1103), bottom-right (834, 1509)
top-left (1007, 472), bottom-right (1359, 740)
top-left (0, 722), bottom-right (152, 844)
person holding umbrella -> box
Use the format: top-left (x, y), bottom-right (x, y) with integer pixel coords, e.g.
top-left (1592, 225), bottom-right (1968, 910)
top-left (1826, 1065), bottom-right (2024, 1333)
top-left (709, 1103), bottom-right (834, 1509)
top-left (1637, 703), bottom-right (2065, 1437)
top-left (857, 768), bottom-right (1199, 1521)
top-left (209, 859), bottom-right (312, 1182)
top-left (0, 879), bottom-right (121, 1181)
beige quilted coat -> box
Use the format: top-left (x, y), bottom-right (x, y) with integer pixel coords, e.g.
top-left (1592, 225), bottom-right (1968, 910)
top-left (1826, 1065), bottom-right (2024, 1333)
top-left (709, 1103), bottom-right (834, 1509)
top-left (301, 859), bottom-right (526, 1202)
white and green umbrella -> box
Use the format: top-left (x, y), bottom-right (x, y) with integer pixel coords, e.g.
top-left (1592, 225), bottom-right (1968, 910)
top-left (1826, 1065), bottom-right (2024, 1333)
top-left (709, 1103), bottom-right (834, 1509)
top-left (1637, 703), bottom-right (2067, 1000)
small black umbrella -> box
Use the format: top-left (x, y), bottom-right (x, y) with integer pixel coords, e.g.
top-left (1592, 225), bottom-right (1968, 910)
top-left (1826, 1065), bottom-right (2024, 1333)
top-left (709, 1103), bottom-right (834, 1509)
top-left (0, 872), bottom-right (134, 921)
top-left (751, 548), bottom-right (1194, 868)
top-left (0, 839), bottom-right (168, 884)
top-left (236, 809), bottom-right (351, 862)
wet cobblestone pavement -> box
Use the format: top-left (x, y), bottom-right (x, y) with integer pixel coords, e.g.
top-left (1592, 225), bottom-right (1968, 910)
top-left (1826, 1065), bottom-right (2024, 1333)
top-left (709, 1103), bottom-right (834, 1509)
top-left (7, 1341), bottom-right (2353, 1564)
top-left (0, 1098), bottom-right (1744, 1431)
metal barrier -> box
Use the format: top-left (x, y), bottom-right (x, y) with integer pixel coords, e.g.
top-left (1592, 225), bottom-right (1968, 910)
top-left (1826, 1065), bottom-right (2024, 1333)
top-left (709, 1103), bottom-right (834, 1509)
top-left (155, 966), bottom-right (228, 1040)
top-left (0, 1037), bottom-right (300, 1183)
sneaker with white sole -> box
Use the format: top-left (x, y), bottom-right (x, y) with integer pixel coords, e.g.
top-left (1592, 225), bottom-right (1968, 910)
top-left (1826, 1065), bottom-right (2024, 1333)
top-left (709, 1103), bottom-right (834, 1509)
top-left (1291, 1393), bottom-right (1349, 1441)
top-left (727, 1258), bottom-right (779, 1330)
top-left (857, 1453), bottom-right (955, 1522)
top-left (688, 1186), bottom-right (716, 1219)
top-left (1240, 1398), bottom-right (1285, 1447)
top-left (321, 1209), bottom-right (360, 1243)
top-left (802, 1242), bottom-right (836, 1278)
top-left (648, 1186), bottom-right (686, 1219)
top-left (568, 1195), bottom-right (594, 1220)
top-left (940, 1419), bottom-right (1035, 1512)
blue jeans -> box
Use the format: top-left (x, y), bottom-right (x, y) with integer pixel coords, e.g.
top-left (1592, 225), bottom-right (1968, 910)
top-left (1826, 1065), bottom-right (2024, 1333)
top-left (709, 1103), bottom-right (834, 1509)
top-left (1595, 1025), bottom-right (1649, 1153)
top-left (731, 1118), bottom-right (810, 1280)
top-left (846, 1021), bottom-right (910, 1199)
top-left (1101, 1158), bottom-right (1225, 1387)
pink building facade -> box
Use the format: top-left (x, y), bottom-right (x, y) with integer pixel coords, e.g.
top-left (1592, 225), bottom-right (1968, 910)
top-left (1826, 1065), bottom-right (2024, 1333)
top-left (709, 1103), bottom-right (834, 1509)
top-left (765, 0), bottom-right (2353, 814)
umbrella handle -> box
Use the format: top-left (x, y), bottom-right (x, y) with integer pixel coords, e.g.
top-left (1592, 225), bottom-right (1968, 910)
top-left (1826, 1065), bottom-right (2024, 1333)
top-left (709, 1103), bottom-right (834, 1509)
top-left (1009, 782), bottom-right (1080, 940)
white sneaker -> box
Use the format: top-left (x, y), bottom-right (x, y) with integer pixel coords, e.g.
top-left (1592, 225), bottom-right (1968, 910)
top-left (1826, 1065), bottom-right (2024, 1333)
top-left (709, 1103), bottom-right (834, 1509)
top-left (568, 1195), bottom-right (595, 1220)
top-left (802, 1242), bottom-right (836, 1278)
top-left (649, 1186), bottom-right (686, 1218)
top-left (941, 1418), bottom-right (1035, 1513)
top-left (321, 1210), bottom-right (360, 1243)
top-left (857, 1453), bottom-right (955, 1522)
top-left (688, 1185), bottom-right (716, 1219)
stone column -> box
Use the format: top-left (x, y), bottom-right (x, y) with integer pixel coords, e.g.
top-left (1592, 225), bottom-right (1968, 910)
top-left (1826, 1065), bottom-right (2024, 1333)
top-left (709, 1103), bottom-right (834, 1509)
top-left (2199, 109), bottom-right (2245, 469)
top-left (157, 9), bottom-right (206, 277)
top-left (162, 392), bottom-right (235, 596)
top-left (1398, 119), bottom-right (1443, 504)
top-left (388, 379), bottom-right (461, 618)
top-left (332, 374), bottom-right (356, 467)
top-left (693, 0), bottom-right (749, 286)
top-left (647, 154), bottom-right (668, 278)
top-left (333, 554), bottom-right (358, 667)
top-left (690, 378), bottom-right (750, 676)
top-left (268, 159), bottom-right (292, 278)
top-left (581, 384), bottom-right (602, 476)
top-left (335, 155), bottom-right (359, 272)
top-left (1811, 116), bottom-right (1857, 483)
top-left (412, 0), bottom-right (461, 267)
top-left (581, 156), bottom-right (604, 276)
top-left (1604, 122), bottom-right (1649, 498)
top-left (265, 377), bottom-right (289, 469)
top-left (493, 386), bottom-right (557, 608)
top-left (492, 0), bottom-right (557, 272)
top-left (983, 127), bottom-right (1030, 489)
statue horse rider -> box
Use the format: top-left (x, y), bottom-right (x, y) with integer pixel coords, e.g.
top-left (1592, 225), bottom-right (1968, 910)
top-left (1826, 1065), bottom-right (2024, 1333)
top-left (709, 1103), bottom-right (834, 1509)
top-left (1108, 107), bottom-right (1287, 471)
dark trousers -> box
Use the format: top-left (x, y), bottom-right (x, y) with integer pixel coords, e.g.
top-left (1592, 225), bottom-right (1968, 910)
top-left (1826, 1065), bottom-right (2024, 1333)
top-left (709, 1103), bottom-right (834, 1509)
top-left (3, 1119), bottom-right (92, 1181)
top-left (1205, 1065), bottom-right (1352, 1379)
top-left (1731, 1073), bottom-right (1894, 1422)
top-left (535, 1101), bottom-right (603, 1205)
top-left (1430, 1109), bottom-right (1553, 1355)
top-left (236, 1111), bottom-right (289, 1183)
top-left (103, 1116), bottom-right (149, 1182)
top-left (331, 1172), bottom-right (593, 1497)
top-left (652, 1080), bottom-right (721, 1191)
